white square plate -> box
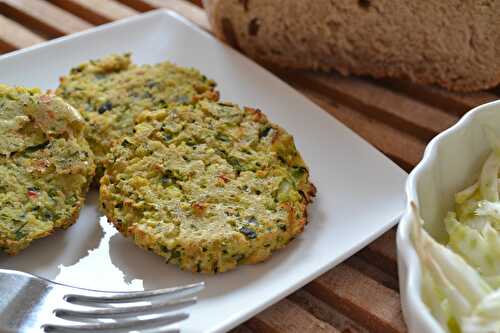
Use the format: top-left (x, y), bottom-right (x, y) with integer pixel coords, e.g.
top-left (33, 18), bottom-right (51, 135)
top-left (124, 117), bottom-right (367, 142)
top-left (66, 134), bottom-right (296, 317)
top-left (0, 10), bottom-right (407, 333)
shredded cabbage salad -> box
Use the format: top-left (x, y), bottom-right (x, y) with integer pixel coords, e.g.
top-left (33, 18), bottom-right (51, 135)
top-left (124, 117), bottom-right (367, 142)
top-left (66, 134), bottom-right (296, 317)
top-left (412, 135), bottom-right (500, 333)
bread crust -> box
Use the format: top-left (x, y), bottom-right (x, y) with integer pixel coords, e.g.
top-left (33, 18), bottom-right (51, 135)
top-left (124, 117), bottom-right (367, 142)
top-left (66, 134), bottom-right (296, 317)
top-left (204, 0), bottom-right (500, 92)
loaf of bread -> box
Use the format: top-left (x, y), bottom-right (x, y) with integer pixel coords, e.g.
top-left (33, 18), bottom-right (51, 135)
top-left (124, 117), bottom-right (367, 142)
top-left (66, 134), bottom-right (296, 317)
top-left (204, 0), bottom-right (500, 92)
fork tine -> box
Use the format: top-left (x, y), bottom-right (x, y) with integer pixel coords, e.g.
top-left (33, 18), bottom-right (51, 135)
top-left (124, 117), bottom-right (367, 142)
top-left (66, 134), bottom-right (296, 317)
top-left (44, 312), bottom-right (188, 332)
top-left (65, 282), bottom-right (204, 304)
top-left (44, 325), bottom-right (181, 333)
top-left (44, 327), bottom-right (180, 333)
top-left (55, 297), bottom-right (196, 318)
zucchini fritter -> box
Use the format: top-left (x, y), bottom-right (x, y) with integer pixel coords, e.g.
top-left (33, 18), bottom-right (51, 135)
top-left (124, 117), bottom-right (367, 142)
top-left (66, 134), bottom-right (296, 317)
top-left (56, 54), bottom-right (218, 172)
top-left (100, 100), bottom-right (315, 273)
top-left (0, 85), bottom-right (95, 254)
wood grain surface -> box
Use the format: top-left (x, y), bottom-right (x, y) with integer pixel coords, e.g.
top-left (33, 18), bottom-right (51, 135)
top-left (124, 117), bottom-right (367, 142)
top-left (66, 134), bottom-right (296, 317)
top-left (0, 1), bottom-right (498, 332)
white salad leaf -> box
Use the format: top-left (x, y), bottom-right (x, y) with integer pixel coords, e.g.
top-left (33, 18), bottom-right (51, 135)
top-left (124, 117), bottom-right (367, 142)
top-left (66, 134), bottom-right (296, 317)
top-left (473, 289), bottom-right (500, 320)
top-left (445, 213), bottom-right (500, 277)
top-left (412, 132), bottom-right (500, 332)
top-left (412, 204), bottom-right (492, 306)
top-left (460, 316), bottom-right (500, 333)
top-left (475, 200), bottom-right (500, 221)
top-left (421, 269), bottom-right (454, 331)
top-left (455, 181), bottom-right (479, 205)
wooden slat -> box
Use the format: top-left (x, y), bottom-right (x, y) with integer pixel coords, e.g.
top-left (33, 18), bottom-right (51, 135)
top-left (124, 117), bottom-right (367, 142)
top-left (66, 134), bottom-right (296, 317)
top-left (280, 71), bottom-right (458, 142)
top-left (47, 0), bottom-right (137, 25)
top-left (493, 87), bottom-right (500, 97)
top-left (189, 0), bottom-right (203, 7)
top-left (347, 255), bottom-right (398, 291)
top-left (383, 79), bottom-right (499, 116)
top-left (230, 325), bottom-right (254, 333)
top-left (0, 40), bottom-right (15, 54)
top-left (117, 0), bottom-right (210, 30)
top-left (307, 263), bottom-right (406, 333)
top-left (360, 229), bottom-right (399, 277)
top-left (0, 14), bottom-right (45, 53)
top-left (246, 298), bottom-right (339, 333)
top-left (289, 289), bottom-right (369, 333)
top-left (293, 82), bottom-right (425, 170)
top-left (0, 0), bottom-right (91, 38)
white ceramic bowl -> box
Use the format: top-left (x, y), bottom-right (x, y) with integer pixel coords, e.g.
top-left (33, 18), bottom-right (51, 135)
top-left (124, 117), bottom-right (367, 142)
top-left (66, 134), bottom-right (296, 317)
top-left (397, 99), bottom-right (500, 333)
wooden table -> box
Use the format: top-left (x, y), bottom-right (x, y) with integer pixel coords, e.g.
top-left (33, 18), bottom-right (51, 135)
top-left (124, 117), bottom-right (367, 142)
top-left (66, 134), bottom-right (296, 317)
top-left (0, 1), bottom-right (498, 332)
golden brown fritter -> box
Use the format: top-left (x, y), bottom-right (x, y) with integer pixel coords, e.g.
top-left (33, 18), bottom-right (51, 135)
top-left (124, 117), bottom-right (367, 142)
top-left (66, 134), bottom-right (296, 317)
top-left (0, 85), bottom-right (95, 254)
top-left (100, 100), bottom-right (315, 273)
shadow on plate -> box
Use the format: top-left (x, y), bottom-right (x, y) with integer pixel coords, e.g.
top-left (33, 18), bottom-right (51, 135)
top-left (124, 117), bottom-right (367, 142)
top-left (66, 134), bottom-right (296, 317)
top-left (108, 228), bottom-right (303, 299)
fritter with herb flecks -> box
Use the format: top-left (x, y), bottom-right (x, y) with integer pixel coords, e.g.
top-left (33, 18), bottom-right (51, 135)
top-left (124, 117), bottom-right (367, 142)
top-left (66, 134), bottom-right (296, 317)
top-left (0, 85), bottom-right (95, 254)
top-left (100, 100), bottom-right (315, 273)
top-left (56, 53), bottom-right (218, 175)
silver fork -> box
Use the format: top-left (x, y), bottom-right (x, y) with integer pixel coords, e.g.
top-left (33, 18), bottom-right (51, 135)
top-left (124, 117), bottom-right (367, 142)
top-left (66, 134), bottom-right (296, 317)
top-left (0, 269), bottom-right (203, 333)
